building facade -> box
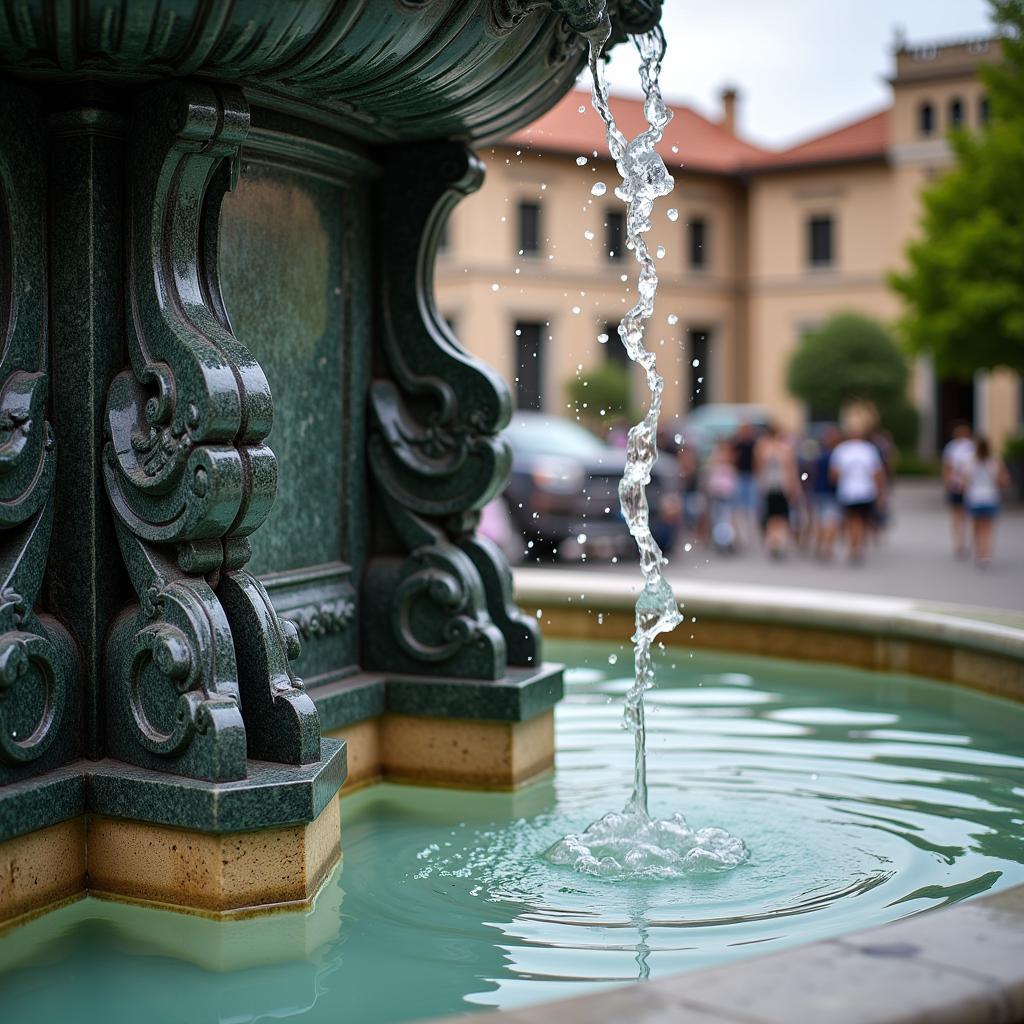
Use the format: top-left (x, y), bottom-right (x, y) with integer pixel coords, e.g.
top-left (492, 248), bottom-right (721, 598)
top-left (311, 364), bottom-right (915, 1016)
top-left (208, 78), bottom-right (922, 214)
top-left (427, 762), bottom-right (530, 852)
top-left (436, 35), bottom-right (1022, 455)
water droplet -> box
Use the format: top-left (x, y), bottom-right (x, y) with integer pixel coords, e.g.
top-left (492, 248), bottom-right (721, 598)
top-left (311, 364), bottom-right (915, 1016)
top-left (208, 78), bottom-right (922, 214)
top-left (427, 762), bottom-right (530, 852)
top-left (571, 305), bottom-right (581, 315)
top-left (656, 245), bottom-right (666, 259)
top-left (591, 182), bottom-right (607, 197)
top-left (535, 609), bottom-right (543, 619)
top-left (667, 313), bottom-right (678, 325)
top-left (673, 433), bottom-right (682, 445)
top-left (576, 533), bottom-right (587, 544)
top-left (578, 105), bottom-right (587, 114)
top-left (691, 358), bottom-right (700, 367)
top-left (576, 156), bottom-right (588, 166)
top-left (608, 654), bottom-right (618, 665)
top-left (491, 283), bottom-right (499, 292)
top-left (584, 229), bottom-right (595, 240)
top-left (801, 472), bottom-right (808, 481)
top-left (684, 542), bottom-right (693, 552)
top-left (597, 332), bottom-right (609, 344)
top-left (667, 208), bottom-right (679, 222)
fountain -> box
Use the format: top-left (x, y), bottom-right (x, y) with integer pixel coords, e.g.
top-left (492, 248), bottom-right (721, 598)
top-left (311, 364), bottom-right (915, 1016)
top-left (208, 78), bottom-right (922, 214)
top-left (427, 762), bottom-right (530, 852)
top-left (1, 4), bottom-right (1024, 1024)
top-left (0, 0), bottom-right (662, 924)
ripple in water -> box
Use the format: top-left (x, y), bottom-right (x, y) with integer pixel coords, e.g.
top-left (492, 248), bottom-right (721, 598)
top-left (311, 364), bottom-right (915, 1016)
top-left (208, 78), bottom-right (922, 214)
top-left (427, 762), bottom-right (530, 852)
top-left (545, 809), bottom-right (749, 879)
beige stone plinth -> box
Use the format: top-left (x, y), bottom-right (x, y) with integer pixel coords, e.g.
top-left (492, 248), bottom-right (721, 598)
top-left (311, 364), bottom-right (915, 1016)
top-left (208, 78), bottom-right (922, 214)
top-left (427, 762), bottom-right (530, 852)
top-left (86, 795), bottom-right (341, 914)
top-left (327, 710), bottom-right (555, 791)
top-left (0, 817), bottom-right (86, 928)
top-left (327, 717), bottom-right (382, 790)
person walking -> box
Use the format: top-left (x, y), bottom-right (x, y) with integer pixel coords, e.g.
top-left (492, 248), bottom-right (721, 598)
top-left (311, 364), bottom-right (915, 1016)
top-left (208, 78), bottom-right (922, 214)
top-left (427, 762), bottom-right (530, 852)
top-left (960, 436), bottom-right (1010, 569)
top-left (811, 425), bottom-right (842, 560)
top-left (942, 422), bottom-right (975, 559)
top-left (732, 421), bottom-right (759, 547)
top-left (754, 423), bottom-right (799, 559)
top-left (830, 425), bottom-right (886, 564)
top-left (705, 438), bottom-right (739, 552)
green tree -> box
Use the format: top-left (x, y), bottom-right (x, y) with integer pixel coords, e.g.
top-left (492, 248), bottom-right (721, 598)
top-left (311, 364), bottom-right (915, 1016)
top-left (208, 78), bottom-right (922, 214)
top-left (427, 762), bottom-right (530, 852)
top-left (566, 361), bottom-right (634, 428)
top-left (787, 313), bottom-right (918, 446)
top-left (890, 0), bottom-right (1024, 376)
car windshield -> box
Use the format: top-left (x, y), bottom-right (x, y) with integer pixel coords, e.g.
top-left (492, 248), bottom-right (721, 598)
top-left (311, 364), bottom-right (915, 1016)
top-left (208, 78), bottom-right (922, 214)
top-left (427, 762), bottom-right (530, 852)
top-left (504, 416), bottom-right (608, 457)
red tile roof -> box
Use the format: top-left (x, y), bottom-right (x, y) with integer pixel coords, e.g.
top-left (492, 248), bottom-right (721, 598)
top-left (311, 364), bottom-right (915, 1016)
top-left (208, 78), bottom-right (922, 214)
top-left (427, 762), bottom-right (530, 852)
top-left (506, 88), bottom-right (768, 174)
top-left (504, 88), bottom-right (890, 175)
top-left (749, 109), bottom-right (890, 170)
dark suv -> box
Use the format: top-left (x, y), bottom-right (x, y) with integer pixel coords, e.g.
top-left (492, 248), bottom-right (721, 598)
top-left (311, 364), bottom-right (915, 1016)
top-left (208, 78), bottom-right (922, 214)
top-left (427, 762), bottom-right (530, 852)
top-left (501, 412), bottom-right (678, 561)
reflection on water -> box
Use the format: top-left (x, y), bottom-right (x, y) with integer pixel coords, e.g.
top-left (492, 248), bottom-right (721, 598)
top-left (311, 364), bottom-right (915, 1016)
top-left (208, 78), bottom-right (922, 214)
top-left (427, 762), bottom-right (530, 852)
top-left (1, 640), bottom-right (1023, 1023)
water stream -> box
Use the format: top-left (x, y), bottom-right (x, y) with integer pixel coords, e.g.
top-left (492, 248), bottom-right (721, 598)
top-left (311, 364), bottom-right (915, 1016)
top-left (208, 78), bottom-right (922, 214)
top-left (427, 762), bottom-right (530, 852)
top-left (545, 17), bottom-right (748, 879)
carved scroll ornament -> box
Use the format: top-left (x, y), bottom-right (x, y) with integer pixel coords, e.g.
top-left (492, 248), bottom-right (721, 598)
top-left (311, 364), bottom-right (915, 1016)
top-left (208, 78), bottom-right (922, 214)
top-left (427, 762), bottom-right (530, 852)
top-left (364, 143), bottom-right (539, 680)
top-left (103, 82), bottom-right (319, 780)
top-left (0, 83), bottom-right (79, 782)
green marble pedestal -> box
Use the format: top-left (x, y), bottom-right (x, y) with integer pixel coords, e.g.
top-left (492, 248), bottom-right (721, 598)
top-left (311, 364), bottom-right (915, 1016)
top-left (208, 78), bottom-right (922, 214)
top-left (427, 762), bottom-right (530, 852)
top-left (0, 0), bottom-right (657, 922)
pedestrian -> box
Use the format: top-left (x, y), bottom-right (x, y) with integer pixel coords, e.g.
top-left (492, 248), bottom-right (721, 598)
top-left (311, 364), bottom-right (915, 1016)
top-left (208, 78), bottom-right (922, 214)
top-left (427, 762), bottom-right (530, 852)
top-left (942, 422), bottom-right (974, 559)
top-left (830, 423), bottom-right (886, 564)
top-left (960, 435), bottom-right (1010, 569)
top-left (754, 423), bottom-right (799, 559)
top-left (705, 439), bottom-right (739, 552)
top-left (732, 421), bottom-right (759, 547)
top-left (811, 425), bottom-right (842, 560)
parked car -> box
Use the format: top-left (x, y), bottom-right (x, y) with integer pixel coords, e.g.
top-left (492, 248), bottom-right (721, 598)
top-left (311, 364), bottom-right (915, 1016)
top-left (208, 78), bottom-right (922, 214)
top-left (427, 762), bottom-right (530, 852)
top-left (487, 412), bottom-right (679, 562)
top-left (663, 403), bottom-right (771, 457)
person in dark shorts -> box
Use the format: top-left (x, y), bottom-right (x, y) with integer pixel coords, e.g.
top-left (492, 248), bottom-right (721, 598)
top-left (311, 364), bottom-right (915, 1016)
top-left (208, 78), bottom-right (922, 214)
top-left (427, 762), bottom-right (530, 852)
top-left (754, 423), bottom-right (799, 559)
top-left (961, 435), bottom-right (1010, 568)
top-left (829, 422), bottom-right (886, 564)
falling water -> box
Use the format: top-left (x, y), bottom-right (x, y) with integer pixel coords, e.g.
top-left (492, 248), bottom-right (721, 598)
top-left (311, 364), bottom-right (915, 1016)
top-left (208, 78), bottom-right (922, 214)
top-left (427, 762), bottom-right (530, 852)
top-left (545, 17), bottom-right (748, 880)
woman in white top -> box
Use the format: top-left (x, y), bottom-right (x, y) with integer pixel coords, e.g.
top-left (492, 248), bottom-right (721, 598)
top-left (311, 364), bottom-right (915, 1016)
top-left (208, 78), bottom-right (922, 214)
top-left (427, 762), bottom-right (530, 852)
top-left (829, 428), bottom-right (886, 564)
top-left (960, 436), bottom-right (1010, 568)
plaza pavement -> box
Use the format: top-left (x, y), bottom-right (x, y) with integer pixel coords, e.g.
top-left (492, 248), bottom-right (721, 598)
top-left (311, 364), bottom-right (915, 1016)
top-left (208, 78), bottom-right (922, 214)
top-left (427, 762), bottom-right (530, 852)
top-left (528, 479), bottom-right (1024, 615)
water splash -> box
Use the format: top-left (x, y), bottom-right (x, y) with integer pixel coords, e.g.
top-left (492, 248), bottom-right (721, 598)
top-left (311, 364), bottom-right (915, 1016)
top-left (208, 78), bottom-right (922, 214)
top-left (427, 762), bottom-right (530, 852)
top-left (545, 17), bottom-right (747, 880)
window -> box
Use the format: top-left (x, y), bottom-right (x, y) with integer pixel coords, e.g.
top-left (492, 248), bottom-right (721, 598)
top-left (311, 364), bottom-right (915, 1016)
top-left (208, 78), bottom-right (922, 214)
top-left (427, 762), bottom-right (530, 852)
top-left (513, 321), bottom-right (545, 410)
top-left (605, 210), bottom-right (625, 261)
top-left (517, 201), bottom-right (542, 255)
top-left (918, 101), bottom-right (935, 137)
top-left (602, 320), bottom-right (630, 369)
top-left (979, 95), bottom-right (990, 125)
top-left (687, 328), bottom-right (710, 408)
top-left (807, 215), bottom-right (834, 268)
top-left (688, 217), bottom-right (707, 269)
top-left (948, 97), bottom-right (964, 128)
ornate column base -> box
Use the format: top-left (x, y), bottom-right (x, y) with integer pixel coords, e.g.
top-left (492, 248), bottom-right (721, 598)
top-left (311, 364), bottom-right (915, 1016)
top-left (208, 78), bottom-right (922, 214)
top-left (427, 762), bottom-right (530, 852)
top-left (0, 741), bottom-right (345, 927)
top-left (318, 664), bottom-right (562, 790)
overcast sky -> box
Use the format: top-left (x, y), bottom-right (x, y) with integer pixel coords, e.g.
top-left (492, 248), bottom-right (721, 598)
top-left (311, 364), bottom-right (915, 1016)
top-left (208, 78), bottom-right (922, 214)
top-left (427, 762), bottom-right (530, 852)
top-left (600, 0), bottom-right (994, 148)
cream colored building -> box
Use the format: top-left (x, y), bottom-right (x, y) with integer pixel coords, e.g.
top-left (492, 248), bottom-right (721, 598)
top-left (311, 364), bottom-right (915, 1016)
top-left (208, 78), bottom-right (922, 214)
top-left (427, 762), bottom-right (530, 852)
top-left (436, 35), bottom-right (1022, 455)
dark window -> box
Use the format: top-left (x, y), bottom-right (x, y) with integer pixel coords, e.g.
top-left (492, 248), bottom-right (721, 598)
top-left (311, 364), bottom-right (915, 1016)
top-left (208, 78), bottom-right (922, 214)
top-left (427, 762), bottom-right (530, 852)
top-left (949, 97), bottom-right (964, 128)
top-left (605, 210), bottom-right (625, 261)
top-left (514, 321), bottom-right (545, 410)
top-left (919, 101), bottom-right (935, 137)
top-left (602, 320), bottom-right (630, 369)
top-left (807, 215), bottom-right (834, 268)
top-left (517, 201), bottom-right (542, 255)
top-left (687, 328), bottom-right (710, 408)
top-left (979, 95), bottom-right (990, 124)
top-left (688, 217), bottom-right (707, 269)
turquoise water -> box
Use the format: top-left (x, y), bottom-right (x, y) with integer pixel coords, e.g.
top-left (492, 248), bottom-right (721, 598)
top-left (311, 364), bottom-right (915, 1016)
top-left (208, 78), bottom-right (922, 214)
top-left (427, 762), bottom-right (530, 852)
top-left (3, 639), bottom-right (1024, 1023)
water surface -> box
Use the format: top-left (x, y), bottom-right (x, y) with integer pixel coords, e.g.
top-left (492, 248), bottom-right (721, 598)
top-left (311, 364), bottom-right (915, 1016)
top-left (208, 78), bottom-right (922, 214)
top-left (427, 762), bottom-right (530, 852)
top-left (2, 639), bottom-right (1023, 1023)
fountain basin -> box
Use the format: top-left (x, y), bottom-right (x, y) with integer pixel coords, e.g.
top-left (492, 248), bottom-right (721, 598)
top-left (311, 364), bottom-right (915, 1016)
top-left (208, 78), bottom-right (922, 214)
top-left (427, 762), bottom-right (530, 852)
top-left (1, 587), bottom-right (1023, 1023)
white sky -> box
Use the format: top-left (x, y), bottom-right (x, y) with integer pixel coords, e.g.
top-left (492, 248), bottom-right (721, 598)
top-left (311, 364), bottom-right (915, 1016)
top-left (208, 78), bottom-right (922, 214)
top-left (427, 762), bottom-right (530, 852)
top-left (599, 0), bottom-right (994, 148)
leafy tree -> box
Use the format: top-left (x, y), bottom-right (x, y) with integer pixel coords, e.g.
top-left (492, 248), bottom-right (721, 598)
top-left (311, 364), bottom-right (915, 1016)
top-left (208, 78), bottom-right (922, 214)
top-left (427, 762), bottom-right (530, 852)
top-left (566, 361), bottom-right (634, 428)
top-left (787, 313), bottom-right (918, 446)
top-left (890, 0), bottom-right (1024, 376)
